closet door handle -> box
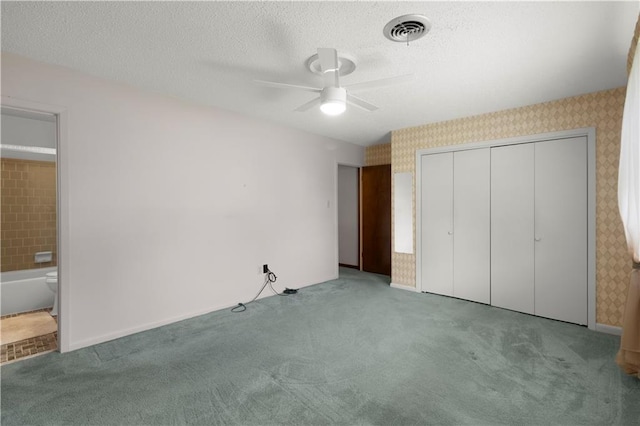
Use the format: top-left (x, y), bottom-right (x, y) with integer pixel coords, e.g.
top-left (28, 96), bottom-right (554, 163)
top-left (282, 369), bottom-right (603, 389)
top-left (447, 231), bottom-right (453, 235)
top-left (534, 237), bottom-right (541, 242)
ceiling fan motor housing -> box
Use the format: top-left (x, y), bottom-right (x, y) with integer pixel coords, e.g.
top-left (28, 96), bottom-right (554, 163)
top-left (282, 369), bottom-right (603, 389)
top-left (322, 87), bottom-right (346, 103)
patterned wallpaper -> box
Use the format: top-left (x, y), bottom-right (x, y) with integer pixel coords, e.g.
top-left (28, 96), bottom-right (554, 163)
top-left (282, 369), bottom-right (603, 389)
top-left (364, 143), bottom-right (391, 166)
top-left (391, 87), bottom-right (628, 327)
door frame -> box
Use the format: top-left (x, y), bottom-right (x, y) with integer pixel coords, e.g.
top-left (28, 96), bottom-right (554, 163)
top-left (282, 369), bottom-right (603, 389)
top-left (415, 127), bottom-right (596, 330)
top-left (2, 95), bottom-right (70, 352)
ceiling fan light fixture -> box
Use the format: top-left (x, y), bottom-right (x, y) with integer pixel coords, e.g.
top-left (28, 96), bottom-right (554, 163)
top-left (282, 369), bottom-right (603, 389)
top-left (320, 100), bottom-right (346, 116)
top-left (320, 87), bottom-right (347, 116)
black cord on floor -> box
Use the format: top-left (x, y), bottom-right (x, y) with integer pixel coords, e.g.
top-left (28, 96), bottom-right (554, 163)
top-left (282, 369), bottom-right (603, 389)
top-left (231, 267), bottom-right (298, 312)
top-left (231, 303), bottom-right (246, 313)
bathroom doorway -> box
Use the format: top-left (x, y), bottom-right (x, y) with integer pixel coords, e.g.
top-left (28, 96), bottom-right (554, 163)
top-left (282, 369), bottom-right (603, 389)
top-left (0, 106), bottom-right (59, 363)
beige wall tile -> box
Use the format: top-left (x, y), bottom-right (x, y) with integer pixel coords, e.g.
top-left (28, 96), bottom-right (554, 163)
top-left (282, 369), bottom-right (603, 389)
top-left (1, 159), bottom-right (57, 272)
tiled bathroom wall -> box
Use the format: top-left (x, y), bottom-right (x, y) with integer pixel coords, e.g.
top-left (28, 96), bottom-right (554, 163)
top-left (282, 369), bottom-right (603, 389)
top-left (1, 158), bottom-right (57, 272)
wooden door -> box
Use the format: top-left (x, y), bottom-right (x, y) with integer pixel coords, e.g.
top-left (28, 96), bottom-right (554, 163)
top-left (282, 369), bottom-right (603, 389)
top-left (421, 152), bottom-right (454, 296)
top-left (361, 165), bottom-right (391, 275)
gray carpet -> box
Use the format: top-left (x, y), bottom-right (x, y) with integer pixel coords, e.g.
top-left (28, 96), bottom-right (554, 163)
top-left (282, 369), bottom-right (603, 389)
top-left (1, 268), bottom-right (639, 425)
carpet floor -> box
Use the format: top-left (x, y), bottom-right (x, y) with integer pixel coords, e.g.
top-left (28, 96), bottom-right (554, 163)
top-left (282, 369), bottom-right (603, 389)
top-left (1, 268), bottom-right (639, 425)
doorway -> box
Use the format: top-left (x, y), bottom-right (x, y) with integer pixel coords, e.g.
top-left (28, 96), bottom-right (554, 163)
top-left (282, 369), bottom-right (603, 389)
top-left (0, 106), bottom-right (60, 363)
top-left (338, 165), bottom-right (360, 269)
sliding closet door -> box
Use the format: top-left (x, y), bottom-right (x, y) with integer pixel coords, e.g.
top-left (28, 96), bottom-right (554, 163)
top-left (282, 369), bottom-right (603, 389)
top-left (421, 152), bottom-right (454, 296)
top-left (534, 137), bottom-right (588, 324)
top-left (491, 144), bottom-right (535, 314)
top-left (453, 148), bottom-right (490, 304)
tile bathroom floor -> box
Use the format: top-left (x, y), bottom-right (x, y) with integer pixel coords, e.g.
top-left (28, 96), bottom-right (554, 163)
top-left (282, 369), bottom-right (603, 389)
top-left (0, 308), bottom-right (58, 364)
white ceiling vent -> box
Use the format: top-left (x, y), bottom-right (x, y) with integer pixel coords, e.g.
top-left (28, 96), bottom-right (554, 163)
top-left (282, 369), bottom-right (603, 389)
top-left (383, 14), bottom-right (431, 43)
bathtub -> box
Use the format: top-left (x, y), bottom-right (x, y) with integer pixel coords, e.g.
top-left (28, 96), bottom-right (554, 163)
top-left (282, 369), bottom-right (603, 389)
top-left (0, 267), bottom-right (56, 316)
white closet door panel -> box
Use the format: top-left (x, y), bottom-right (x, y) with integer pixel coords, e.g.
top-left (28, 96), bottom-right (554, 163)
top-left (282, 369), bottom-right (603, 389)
top-left (491, 144), bottom-right (535, 314)
top-left (534, 137), bottom-right (588, 325)
top-left (421, 152), bottom-right (454, 296)
top-left (453, 148), bottom-right (491, 304)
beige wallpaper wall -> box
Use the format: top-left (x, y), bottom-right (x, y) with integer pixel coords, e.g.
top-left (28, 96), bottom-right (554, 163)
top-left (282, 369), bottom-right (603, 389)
top-left (1, 158), bottom-right (57, 272)
top-left (364, 143), bottom-right (391, 166)
top-left (390, 87), bottom-right (628, 327)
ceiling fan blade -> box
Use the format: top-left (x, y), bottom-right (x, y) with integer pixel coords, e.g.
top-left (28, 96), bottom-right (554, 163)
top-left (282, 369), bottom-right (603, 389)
top-left (345, 74), bottom-right (413, 92)
top-left (294, 97), bottom-right (322, 112)
top-left (317, 48), bottom-right (340, 88)
top-left (347, 94), bottom-right (378, 112)
top-left (254, 80), bottom-right (321, 93)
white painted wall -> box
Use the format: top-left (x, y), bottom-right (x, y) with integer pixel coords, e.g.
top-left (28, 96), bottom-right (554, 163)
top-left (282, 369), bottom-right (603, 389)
top-left (338, 165), bottom-right (359, 266)
top-left (1, 53), bottom-right (364, 351)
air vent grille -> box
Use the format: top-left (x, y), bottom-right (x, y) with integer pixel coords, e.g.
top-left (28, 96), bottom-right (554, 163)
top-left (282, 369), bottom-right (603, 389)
top-left (384, 14), bottom-right (431, 43)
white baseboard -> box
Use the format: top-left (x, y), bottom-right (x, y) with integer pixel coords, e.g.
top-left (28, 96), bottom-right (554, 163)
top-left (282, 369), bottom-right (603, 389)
top-left (595, 323), bottom-right (622, 336)
top-left (66, 302), bottom-right (237, 352)
top-left (65, 277), bottom-right (332, 353)
top-left (390, 282), bottom-right (421, 293)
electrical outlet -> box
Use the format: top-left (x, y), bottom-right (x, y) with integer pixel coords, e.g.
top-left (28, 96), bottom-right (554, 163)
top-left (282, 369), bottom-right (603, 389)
top-left (263, 264), bottom-right (269, 274)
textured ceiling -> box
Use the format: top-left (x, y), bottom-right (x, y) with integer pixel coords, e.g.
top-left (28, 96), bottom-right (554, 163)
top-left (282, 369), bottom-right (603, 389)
top-left (1, 1), bottom-right (638, 147)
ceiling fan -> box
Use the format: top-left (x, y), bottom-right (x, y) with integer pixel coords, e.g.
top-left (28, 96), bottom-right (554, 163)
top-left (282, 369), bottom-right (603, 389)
top-left (255, 48), bottom-right (413, 116)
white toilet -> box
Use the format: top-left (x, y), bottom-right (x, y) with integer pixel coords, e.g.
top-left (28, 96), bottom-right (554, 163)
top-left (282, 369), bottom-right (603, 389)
top-left (46, 271), bottom-right (58, 316)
